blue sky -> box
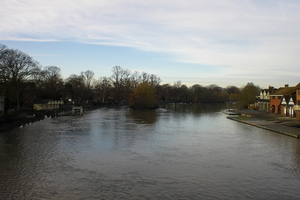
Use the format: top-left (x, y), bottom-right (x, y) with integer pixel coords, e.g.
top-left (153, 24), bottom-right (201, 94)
top-left (1, 0), bottom-right (300, 88)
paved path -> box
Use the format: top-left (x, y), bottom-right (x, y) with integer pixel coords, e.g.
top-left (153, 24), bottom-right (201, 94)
top-left (227, 110), bottom-right (300, 138)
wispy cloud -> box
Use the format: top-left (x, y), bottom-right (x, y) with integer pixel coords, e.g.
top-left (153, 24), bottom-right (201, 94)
top-left (1, 0), bottom-right (300, 85)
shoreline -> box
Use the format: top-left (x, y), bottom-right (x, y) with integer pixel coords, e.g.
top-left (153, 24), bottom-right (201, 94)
top-left (226, 110), bottom-right (300, 138)
top-left (0, 105), bottom-right (108, 133)
top-left (0, 114), bottom-right (45, 133)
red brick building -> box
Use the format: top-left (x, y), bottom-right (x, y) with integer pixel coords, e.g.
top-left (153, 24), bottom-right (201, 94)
top-left (269, 83), bottom-right (300, 120)
top-left (295, 83), bottom-right (300, 120)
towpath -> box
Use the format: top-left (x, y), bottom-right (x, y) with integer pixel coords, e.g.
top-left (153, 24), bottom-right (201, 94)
top-left (227, 110), bottom-right (300, 138)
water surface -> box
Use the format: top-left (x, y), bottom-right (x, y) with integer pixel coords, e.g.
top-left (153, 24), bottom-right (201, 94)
top-left (1, 104), bottom-right (300, 199)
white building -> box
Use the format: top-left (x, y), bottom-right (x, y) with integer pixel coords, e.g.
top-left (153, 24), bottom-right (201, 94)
top-left (256, 87), bottom-right (276, 112)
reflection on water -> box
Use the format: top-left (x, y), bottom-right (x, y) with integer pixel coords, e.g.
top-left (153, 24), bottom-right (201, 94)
top-left (0, 104), bottom-right (300, 199)
top-left (167, 103), bottom-right (226, 114)
top-left (127, 109), bottom-right (158, 124)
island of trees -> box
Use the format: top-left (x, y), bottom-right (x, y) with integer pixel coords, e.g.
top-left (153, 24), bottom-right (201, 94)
top-left (0, 44), bottom-right (260, 115)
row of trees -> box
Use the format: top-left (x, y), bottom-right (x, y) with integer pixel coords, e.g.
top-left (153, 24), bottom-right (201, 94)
top-left (157, 81), bottom-right (260, 108)
top-left (0, 44), bottom-right (260, 112)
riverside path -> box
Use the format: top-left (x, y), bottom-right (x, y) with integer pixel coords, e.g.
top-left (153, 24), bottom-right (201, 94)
top-left (227, 109), bottom-right (300, 138)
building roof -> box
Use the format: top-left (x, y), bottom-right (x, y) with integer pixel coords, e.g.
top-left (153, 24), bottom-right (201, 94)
top-left (269, 86), bottom-right (296, 96)
top-left (261, 88), bottom-right (274, 92)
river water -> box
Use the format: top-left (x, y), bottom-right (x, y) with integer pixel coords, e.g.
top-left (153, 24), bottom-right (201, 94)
top-left (0, 104), bottom-right (300, 199)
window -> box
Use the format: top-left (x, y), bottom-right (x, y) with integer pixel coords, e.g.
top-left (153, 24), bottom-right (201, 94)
top-left (278, 96), bottom-right (282, 99)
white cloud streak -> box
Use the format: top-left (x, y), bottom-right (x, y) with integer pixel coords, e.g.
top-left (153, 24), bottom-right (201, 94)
top-left (1, 0), bottom-right (300, 85)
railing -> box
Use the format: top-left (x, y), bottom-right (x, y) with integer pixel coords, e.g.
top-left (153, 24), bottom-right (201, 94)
top-left (72, 106), bottom-right (83, 116)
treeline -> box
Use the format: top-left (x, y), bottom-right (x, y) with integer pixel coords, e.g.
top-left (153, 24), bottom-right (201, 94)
top-left (0, 44), bottom-right (260, 112)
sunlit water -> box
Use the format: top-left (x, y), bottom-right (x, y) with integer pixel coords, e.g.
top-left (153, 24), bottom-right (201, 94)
top-left (1, 104), bottom-right (300, 199)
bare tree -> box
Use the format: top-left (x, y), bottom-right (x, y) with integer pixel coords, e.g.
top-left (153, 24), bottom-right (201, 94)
top-left (37, 66), bottom-right (64, 100)
top-left (95, 76), bottom-right (111, 103)
top-left (0, 44), bottom-right (7, 53)
top-left (81, 70), bottom-right (95, 90)
top-left (149, 74), bottom-right (161, 87)
top-left (65, 74), bottom-right (85, 104)
top-left (121, 69), bottom-right (132, 102)
top-left (110, 66), bottom-right (126, 103)
top-left (41, 66), bottom-right (61, 80)
top-left (130, 71), bottom-right (142, 89)
top-left (141, 72), bottom-right (149, 83)
top-left (0, 47), bottom-right (40, 111)
top-left (81, 70), bottom-right (95, 103)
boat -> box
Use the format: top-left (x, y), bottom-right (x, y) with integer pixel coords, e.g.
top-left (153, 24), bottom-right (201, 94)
top-left (222, 109), bottom-right (241, 115)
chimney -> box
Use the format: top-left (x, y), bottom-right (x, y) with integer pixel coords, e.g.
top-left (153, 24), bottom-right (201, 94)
top-left (285, 84), bottom-right (289, 87)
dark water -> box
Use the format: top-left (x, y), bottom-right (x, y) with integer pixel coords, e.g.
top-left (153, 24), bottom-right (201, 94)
top-left (1, 104), bottom-right (300, 199)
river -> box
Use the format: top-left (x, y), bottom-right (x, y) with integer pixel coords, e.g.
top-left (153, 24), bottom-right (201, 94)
top-left (0, 104), bottom-right (300, 199)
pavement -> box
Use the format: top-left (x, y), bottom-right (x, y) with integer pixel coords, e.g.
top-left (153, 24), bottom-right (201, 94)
top-left (227, 109), bottom-right (300, 138)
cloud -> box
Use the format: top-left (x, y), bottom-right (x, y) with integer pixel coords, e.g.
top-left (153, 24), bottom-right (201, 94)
top-left (1, 0), bottom-right (300, 82)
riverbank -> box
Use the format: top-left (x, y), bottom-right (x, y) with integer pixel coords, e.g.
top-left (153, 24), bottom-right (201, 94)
top-left (227, 110), bottom-right (300, 138)
top-left (0, 105), bottom-right (109, 133)
top-left (0, 114), bottom-right (45, 133)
